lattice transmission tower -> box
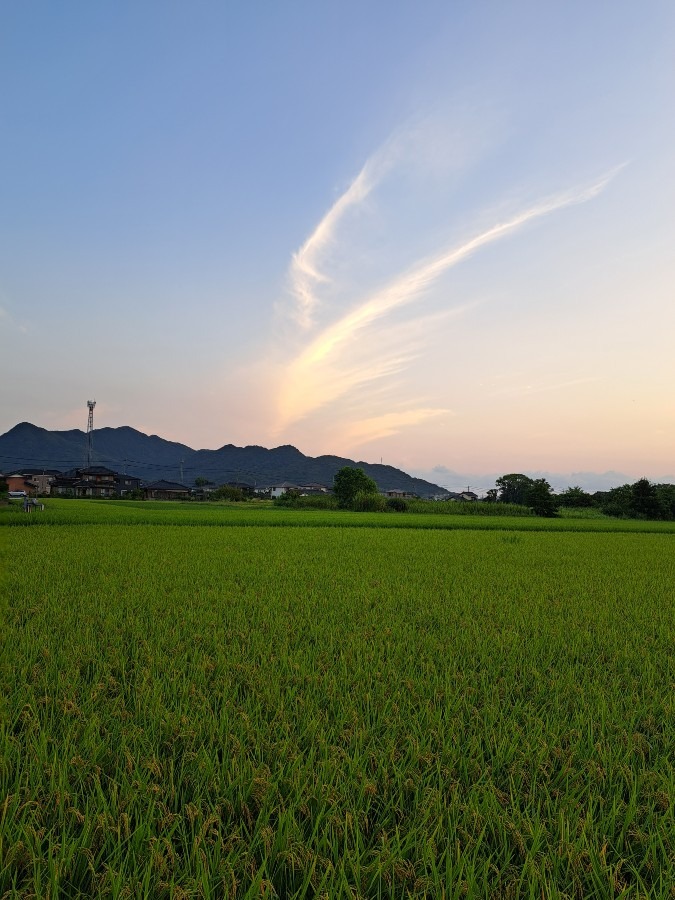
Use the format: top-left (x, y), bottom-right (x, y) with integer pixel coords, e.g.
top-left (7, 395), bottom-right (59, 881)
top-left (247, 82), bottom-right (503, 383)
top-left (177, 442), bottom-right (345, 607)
top-left (86, 400), bottom-right (96, 467)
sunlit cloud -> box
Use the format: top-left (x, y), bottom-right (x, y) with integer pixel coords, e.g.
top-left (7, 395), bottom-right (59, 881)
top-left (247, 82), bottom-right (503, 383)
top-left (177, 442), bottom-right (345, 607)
top-left (284, 116), bottom-right (490, 331)
top-left (286, 133), bottom-right (406, 329)
top-left (266, 102), bottom-right (627, 457)
top-left (344, 407), bottom-right (450, 447)
top-left (288, 164), bottom-right (375, 329)
top-left (275, 166), bottom-right (621, 437)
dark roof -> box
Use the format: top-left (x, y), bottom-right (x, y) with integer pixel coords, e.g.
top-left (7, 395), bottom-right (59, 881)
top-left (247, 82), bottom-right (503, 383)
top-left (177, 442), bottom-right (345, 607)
top-left (144, 480), bottom-right (189, 492)
top-left (79, 466), bottom-right (118, 476)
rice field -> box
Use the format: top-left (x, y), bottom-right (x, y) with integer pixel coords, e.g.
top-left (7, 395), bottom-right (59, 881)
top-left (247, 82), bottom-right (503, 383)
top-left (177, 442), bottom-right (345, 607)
top-left (4, 498), bottom-right (675, 533)
top-left (2, 503), bottom-right (675, 897)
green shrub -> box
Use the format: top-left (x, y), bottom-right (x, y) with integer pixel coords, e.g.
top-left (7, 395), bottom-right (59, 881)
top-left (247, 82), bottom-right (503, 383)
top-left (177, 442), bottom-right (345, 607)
top-left (213, 485), bottom-right (247, 501)
top-left (352, 490), bottom-right (386, 512)
top-left (386, 496), bottom-right (408, 512)
top-left (406, 499), bottom-right (533, 517)
top-left (274, 492), bottom-right (338, 510)
top-left (334, 467), bottom-right (379, 507)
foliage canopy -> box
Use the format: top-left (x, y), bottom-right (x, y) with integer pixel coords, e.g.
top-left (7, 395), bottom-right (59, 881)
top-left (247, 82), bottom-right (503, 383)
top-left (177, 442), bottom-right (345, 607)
top-left (333, 466), bottom-right (378, 507)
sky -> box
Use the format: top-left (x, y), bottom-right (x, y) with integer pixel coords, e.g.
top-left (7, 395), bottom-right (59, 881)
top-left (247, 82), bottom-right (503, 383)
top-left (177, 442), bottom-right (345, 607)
top-left (1, 2), bottom-right (674, 490)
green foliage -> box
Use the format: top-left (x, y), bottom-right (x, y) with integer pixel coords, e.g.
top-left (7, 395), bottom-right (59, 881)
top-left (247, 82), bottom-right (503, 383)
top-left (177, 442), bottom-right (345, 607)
top-left (351, 489), bottom-right (386, 512)
top-left (212, 484), bottom-right (247, 501)
top-left (385, 496), bottom-right (408, 512)
top-left (599, 478), bottom-right (675, 521)
top-left (273, 492), bottom-right (338, 510)
top-left (194, 476), bottom-right (213, 487)
top-left (495, 473), bottom-right (534, 504)
top-left (406, 499), bottom-right (534, 517)
top-left (117, 488), bottom-right (144, 500)
top-left (272, 488), bottom-right (302, 506)
top-left (656, 483), bottom-right (675, 519)
top-left (558, 506), bottom-right (608, 519)
top-left (6, 497), bottom-right (675, 532)
top-left (525, 477), bottom-right (558, 517)
top-left (4, 521), bottom-right (675, 895)
top-left (557, 485), bottom-right (594, 508)
top-left (631, 477), bottom-right (661, 518)
top-left (333, 466), bottom-right (378, 507)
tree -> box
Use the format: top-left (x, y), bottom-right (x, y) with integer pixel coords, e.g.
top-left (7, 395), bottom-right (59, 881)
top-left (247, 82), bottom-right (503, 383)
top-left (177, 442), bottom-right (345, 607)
top-left (600, 484), bottom-right (632, 518)
top-left (495, 474), bottom-right (534, 505)
top-left (557, 485), bottom-right (594, 508)
top-left (525, 478), bottom-right (558, 517)
top-left (484, 488), bottom-right (498, 503)
top-left (630, 478), bottom-right (660, 519)
top-left (194, 477), bottom-right (213, 487)
top-left (655, 484), bottom-right (675, 520)
top-left (333, 467), bottom-right (378, 508)
top-left (213, 485), bottom-right (246, 501)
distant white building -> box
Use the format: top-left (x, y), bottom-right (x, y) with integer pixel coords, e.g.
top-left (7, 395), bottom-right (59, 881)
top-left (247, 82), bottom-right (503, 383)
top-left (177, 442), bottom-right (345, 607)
top-left (269, 482), bottom-right (301, 498)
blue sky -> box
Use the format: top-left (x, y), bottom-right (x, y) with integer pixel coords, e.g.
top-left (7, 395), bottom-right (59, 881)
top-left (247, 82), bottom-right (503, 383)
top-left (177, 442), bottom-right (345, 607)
top-left (2, 2), bottom-right (674, 487)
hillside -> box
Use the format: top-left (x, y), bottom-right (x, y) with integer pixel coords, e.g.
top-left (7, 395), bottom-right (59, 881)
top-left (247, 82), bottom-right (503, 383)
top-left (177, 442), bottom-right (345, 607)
top-left (0, 423), bottom-right (445, 496)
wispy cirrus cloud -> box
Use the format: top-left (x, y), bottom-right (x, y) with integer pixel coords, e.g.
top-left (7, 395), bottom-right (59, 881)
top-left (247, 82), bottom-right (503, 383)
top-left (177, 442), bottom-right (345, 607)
top-left (275, 166), bottom-right (622, 441)
top-left (269, 109), bottom-right (625, 453)
top-left (288, 164), bottom-right (375, 330)
top-left (343, 407), bottom-right (450, 447)
top-left (287, 132), bottom-right (406, 330)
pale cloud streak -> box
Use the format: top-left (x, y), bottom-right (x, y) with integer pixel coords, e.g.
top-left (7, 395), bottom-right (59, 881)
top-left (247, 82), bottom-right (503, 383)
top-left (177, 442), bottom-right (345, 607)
top-left (344, 408), bottom-right (450, 447)
top-left (275, 166), bottom-right (622, 439)
top-left (288, 164), bottom-right (375, 329)
top-left (286, 123), bottom-right (441, 329)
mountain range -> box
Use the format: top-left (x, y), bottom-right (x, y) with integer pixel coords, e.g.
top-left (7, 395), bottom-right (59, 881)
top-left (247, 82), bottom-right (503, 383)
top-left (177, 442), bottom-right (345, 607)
top-left (0, 423), bottom-right (446, 495)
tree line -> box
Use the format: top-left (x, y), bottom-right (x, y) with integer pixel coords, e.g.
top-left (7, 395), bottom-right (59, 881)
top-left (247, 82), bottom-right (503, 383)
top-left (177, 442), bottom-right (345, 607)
top-left (329, 468), bottom-right (675, 520)
top-left (486, 473), bottom-right (675, 519)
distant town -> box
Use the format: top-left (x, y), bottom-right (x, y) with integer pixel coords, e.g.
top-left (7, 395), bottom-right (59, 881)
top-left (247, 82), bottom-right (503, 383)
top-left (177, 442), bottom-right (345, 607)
top-left (2, 464), bottom-right (466, 502)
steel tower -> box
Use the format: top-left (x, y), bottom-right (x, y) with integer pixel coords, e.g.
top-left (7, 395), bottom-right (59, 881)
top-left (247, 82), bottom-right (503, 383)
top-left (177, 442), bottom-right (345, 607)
top-left (86, 400), bottom-right (96, 467)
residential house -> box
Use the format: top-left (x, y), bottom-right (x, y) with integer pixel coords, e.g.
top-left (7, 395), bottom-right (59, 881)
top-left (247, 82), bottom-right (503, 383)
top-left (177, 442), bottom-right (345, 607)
top-left (269, 482), bottom-right (302, 498)
top-left (115, 474), bottom-right (142, 496)
top-left (20, 470), bottom-right (62, 495)
top-left (298, 482), bottom-right (331, 494)
top-left (5, 474), bottom-right (35, 495)
top-left (50, 466), bottom-right (140, 497)
top-left (144, 480), bottom-right (190, 500)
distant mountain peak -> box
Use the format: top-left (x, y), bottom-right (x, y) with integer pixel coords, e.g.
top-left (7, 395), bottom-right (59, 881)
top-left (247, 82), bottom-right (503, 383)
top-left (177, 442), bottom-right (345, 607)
top-left (0, 422), bottom-right (445, 494)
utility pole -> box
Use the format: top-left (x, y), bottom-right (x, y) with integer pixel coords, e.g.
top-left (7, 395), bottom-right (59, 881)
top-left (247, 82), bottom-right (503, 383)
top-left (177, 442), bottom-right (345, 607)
top-left (180, 459), bottom-right (184, 484)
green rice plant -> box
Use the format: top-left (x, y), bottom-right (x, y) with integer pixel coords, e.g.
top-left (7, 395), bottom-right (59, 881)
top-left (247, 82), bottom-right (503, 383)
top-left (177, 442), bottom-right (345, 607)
top-left (4, 497), bottom-right (675, 533)
top-left (2, 522), bottom-right (675, 896)
top-left (406, 499), bottom-right (533, 516)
